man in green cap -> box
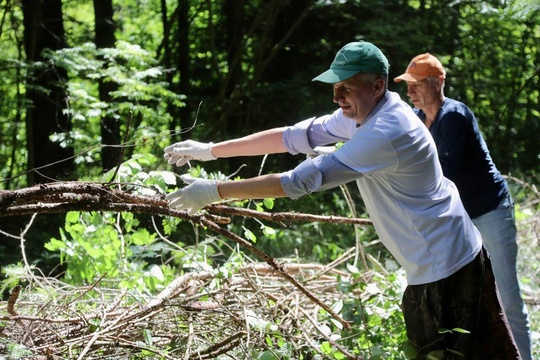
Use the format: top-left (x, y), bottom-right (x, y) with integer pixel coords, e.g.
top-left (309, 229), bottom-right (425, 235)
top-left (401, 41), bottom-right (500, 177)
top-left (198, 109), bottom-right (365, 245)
top-left (163, 41), bottom-right (520, 358)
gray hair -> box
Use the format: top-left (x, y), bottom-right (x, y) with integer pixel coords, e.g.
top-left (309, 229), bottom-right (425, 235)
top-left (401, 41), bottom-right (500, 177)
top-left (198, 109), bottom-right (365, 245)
top-left (426, 75), bottom-right (445, 87)
top-left (356, 72), bottom-right (389, 91)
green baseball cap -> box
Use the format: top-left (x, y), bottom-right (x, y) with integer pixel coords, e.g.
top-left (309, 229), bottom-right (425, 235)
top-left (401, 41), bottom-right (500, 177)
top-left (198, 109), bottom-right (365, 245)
top-left (312, 41), bottom-right (389, 83)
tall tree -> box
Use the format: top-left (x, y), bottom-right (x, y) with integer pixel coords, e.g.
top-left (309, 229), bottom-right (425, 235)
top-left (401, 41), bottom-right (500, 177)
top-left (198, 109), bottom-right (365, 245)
top-left (94, 0), bottom-right (121, 172)
top-left (176, 0), bottom-right (191, 134)
top-left (158, 0), bottom-right (191, 137)
top-left (21, 0), bottom-right (74, 184)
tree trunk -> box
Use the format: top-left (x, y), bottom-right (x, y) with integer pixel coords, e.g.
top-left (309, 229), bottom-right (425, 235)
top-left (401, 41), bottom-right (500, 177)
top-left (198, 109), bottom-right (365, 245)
top-left (94, 0), bottom-right (121, 172)
top-left (176, 0), bottom-right (191, 135)
top-left (21, 0), bottom-right (74, 185)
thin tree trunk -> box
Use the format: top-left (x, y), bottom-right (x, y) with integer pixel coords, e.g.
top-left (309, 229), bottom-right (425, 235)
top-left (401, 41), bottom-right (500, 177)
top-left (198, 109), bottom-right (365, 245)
top-left (21, 0), bottom-right (74, 185)
top-left (176, 0), bottom-right (191, 134)
top-left (94, 0), bottom-right (121, 172)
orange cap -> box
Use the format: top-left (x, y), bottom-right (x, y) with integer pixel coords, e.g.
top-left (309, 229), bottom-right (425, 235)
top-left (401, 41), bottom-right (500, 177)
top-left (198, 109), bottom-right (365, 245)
top-left (394, 53), bottom-right (446, 83)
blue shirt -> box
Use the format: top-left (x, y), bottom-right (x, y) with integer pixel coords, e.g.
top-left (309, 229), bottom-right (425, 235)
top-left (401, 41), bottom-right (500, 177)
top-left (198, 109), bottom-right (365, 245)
top-left (415, 98), bottom-right (508, 219)
top-left (280, 91), bottom-right (482, 285)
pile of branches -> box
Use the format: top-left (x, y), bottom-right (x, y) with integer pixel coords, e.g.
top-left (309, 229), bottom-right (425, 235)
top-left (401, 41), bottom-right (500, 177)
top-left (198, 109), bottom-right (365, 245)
top-left (0, 181), bottom-right (374, 359)
top-left (2, 179), bottom-right (538, 359)
top-left (1, 260), bottom-right (374, 360)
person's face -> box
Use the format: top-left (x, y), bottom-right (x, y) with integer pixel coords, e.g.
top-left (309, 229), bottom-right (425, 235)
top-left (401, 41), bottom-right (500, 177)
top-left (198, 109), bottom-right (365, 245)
top-left (333, 73), bottom-right (385, 124)
top-left (405, 77), bottom-right (440, 110)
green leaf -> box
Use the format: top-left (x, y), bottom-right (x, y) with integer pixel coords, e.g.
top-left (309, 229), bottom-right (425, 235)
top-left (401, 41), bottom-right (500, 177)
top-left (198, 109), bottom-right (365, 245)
top-left (447, 349), bottom-right (466, 356)
top-left (66, 211), bottom-right (80, 223)
top-left (331, 299), bottom-right (343, 314)
top-left (146, 265), bottom-right (164, 281)
top-left (261, 225), bottom-right (276, 239)
top-left (438, 327), bottom-right (470, 334)
top-left (243, 226), bottom-right (257, 242)
top-left (258, 350), bottom-right (278, 360)
top-left (143, 328), bottom-right (153, 346)
top-left (44, 238), bottom-right (67, 251)
top-left (131, 228), bottom-right (154, 245)
top-left (245, 309), bottom-right (269, 330)
top-left (451, 327), bottom-right (470, 334)
top-left (263, 198), bottom-right (274, 209)
top-left (150, 170), bottom-right (177, 185)
top-left (320, 341), bottom-right (332, 354)
top-left (7, 343), bottom-right (33, 359)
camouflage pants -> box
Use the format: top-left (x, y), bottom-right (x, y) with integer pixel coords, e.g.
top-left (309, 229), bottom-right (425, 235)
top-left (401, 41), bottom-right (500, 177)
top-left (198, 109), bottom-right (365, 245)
top-left (402, 247), bottom-right (521, 359)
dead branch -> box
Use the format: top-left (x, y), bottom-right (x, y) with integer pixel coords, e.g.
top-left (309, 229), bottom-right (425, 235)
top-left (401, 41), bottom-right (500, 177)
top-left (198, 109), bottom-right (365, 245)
top-left (0, 182), bottom-right (372, 227)
top-left (0, 182), bottom-right (229, 224)
top-left (207, 204), bottom-right (372, 226)
top-left (7, 286), bottom-right (21, 316)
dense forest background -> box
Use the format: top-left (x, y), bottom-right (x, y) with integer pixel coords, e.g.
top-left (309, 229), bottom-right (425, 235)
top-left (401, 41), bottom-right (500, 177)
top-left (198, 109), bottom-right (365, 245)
top-left (0, 0), bottom-right (539, 359)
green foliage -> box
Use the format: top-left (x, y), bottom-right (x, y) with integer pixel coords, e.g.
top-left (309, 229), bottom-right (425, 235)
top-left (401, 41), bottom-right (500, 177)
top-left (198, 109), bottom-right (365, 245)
top-left (447, 1), bottom-right (538, 175)
top-left (0, 2), bottom-right (28, 190)
top-left (0, 340), bottom-right (33, 360)
top-left (0, 0), bottom-right (537, 183)
top-left (0, 264), bottom-right (28, 295)
top-left (252, 269), bottom-right (409, 359)
top-left (448, 1), bottom-right (539, 174)
top-left (340, 270), bottom-right (409, 359)
top-left (106, 153), bottom-right (177, 194)
top-left (42, 154), bottom-right (180, 291)
top-left (41, 41), bottom-right (185, 180)
top-left (45, 210), bottom-right (167, 291)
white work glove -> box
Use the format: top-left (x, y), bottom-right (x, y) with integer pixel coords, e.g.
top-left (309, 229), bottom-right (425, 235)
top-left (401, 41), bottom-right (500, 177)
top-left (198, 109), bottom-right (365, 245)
top-left (164, 140), bottom-right (217, 167)
top-left (166, 175), bottom-right (221, 215)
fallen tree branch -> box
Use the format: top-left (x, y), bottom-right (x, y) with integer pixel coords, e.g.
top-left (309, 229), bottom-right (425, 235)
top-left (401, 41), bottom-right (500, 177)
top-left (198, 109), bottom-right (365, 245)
top-left (0, 182), bottom-right (372, 228)
top-left (207, 204), bottom-right (372, 226)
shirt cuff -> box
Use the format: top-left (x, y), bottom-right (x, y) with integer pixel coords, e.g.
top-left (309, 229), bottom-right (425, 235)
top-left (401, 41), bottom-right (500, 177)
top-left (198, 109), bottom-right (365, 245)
top-left (280, 158), bottom-right (323, 199)
top-left (282, 117), bottom-right (318, 156)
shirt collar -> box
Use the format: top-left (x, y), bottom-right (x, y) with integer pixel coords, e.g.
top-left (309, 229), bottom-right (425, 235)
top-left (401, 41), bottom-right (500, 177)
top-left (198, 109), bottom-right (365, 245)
top-left (357, 90), bottom-right (389, 127)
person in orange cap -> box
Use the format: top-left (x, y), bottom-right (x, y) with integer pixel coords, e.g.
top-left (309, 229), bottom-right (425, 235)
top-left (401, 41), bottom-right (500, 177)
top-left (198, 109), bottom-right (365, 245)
top-left (395, 53), bottom-right (532, 360)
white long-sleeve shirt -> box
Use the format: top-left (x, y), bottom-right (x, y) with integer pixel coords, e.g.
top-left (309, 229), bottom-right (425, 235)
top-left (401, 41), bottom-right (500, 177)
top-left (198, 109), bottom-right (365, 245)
top-left (280, 91), bottom-right (482, 285)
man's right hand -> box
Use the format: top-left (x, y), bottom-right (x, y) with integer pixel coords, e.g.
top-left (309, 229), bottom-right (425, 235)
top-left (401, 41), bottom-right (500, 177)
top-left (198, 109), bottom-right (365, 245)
top-left (166, 175), bottom-right (221, 215)
top-left (164, 140), bottom-right (217, 167)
